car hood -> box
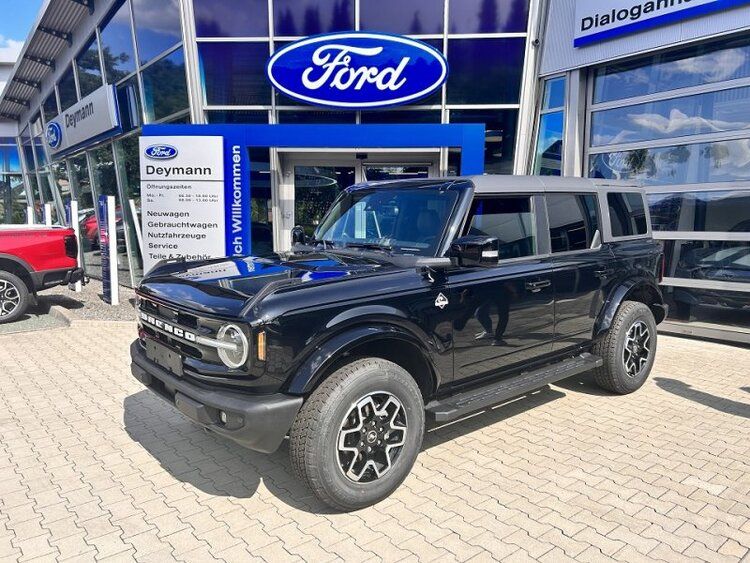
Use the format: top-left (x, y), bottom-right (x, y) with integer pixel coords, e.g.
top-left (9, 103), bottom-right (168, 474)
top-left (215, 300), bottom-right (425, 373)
top-left (137, 252), bottom-right (401, 317)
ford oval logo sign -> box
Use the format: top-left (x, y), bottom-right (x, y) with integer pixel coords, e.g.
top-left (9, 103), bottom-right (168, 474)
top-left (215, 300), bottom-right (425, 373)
top-left (266, 32), bottom-right (448, 108)
top-left (144, 144), bottom-right (178, 160)
top-left (46, 122), bottom-right (62, 149)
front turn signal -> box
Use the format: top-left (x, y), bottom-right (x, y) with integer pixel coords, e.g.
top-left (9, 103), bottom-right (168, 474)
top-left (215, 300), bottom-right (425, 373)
top-left (257, 330), bottom-right (266, 362)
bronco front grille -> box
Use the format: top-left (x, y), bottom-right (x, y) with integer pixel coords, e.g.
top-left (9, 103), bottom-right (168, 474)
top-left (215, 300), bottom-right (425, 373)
top-left (137, 297), bottom-right (228, 365)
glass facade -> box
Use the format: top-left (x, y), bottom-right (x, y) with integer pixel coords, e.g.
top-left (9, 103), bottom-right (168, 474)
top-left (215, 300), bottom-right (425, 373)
top-left (9, 0), bottom-right (189, 287)
top-left (197, 0), bottom-right (531, 149)
top-left (12, 0), bottom-right (533, 290)
top-left (0, 138), bottom-right (24, 225)
top-left (585, 35), bottom-right (750, 332)
top-left (532, 77), bottom-right (565, 176)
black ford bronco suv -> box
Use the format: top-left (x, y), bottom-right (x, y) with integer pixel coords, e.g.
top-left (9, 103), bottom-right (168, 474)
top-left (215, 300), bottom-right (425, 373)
top-left (131, 176), bottom-right (666, 510)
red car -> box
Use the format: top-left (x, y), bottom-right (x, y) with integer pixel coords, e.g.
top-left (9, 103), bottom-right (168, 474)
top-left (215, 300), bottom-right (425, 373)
top-left (0, 225), bottom-right (85, 323)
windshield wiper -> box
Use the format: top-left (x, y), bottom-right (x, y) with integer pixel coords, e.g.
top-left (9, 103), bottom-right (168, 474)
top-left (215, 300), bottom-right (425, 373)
top-left (308, 238), bottom-right (336, 249)
top-left (344, 242), bottom-right (393, 252)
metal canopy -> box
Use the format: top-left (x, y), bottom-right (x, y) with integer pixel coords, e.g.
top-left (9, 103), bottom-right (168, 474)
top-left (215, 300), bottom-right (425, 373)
top-left (0, 0), bottom-right (91, 119)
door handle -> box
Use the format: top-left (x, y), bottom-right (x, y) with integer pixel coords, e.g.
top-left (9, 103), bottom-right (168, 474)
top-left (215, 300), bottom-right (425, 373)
top-left (525, 279), bottom-right (551, 293)
top-left (595, 268), bottom-right (615, 278)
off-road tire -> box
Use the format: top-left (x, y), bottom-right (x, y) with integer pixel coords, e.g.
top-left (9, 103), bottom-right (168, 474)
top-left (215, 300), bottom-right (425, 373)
top-left (289, 358), bottom-right (425, 511)
top-left (0, 271), bottom-right (29, 324)
top-left (593, 300), bottom-right (657, 394)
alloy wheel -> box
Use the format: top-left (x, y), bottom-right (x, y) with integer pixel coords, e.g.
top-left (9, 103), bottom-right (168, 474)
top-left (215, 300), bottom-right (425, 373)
top-left (337, 391), bottom-right (407, 483)
top-left (0, 279), bottom-right (20, 318)
top-left (623, 320), bottom-right (651, 378)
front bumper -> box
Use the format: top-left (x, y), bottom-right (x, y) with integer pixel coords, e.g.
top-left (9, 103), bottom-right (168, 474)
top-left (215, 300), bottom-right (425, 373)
top-left (130, 341), bottom-right (302, 453)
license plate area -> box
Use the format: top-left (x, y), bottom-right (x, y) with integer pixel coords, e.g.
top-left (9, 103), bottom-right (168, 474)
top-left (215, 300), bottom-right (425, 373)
top-left (145, 339), bottom-right (183, 377)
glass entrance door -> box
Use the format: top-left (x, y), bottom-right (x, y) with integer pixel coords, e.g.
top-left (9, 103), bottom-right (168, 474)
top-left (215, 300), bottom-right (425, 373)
top-left (277, 151), bottom-right (440, 251)
top-left (294, 165), bottom-right (356, 237)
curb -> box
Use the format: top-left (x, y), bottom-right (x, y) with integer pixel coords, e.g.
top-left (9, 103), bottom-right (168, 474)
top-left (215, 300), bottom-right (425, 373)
top-left (49, 305), bottom-right (75, 327)
top-left (48, 305), bottom-right (138, 327)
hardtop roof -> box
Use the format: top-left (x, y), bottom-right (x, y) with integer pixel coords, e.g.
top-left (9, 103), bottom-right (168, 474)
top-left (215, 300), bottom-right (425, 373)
top-left (347, 175), bottom-right (643, 194)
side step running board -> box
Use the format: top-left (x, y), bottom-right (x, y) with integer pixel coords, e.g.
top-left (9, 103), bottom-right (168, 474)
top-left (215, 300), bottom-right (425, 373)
top-left (425, 353), bottom-right (603, 422)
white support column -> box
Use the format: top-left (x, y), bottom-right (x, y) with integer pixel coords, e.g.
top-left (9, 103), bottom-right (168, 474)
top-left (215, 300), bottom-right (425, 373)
top-left (27, 206), bottom-right (34, 225)
top-left (69, 199), bottom-right (82, 293)
top-left (106, 195), bottom-right (120, 305)
top-left (514, 0), bottom-right (547, 175)
top-left (563, 69), bottom-right (587, 178)
top-left (44, 203), bottom-right (52, 226)
top-left (179, 0), bottom-right (206, 124)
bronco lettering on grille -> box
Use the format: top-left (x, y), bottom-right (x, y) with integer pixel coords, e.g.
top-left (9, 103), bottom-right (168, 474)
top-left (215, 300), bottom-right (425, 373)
top-left (140, 311), bottom-right (197, 342)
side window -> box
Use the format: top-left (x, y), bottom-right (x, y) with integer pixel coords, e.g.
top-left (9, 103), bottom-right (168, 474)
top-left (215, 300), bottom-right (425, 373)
top-left (608, 192), bottom-right (648, 237)
top-left (464, 196), bottom-right (537, 260)
top-left (547, 193), bottom-right (601, 253)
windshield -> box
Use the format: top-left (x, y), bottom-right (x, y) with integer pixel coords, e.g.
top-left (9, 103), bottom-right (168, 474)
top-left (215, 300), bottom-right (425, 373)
top-left (314, 186), bottom-right (459, 256)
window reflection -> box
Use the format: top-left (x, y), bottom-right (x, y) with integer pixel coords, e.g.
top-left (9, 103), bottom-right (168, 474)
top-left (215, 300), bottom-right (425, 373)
top-left (142, 48), bottom-right (188, 121)
top-left (58, 66), bottom-right (78, 110)
top-left (664, 240), bottom-right (750, 284)
top-left (592, 85), bottom-right (750, 146)
top-left (590, 138), bottom-right (750, 186)
top-left (206, 111), bottom-right (269, 124)
top-left (116, 76), bottom-right (142, 132)
top-left (448, 0), bottom-right (529, 33)
top-left (447, 39), bottom-right (525, 104)
top-left (663, 284), bottom-right (750, 327)
top-left (274, 0), bottom-right (353, 35)
top-left (42, 93), bottom-right (58, 122)
top-left (76, 35), bottom-right (103, 97)
top-left (88, 145), bottom-right (131, 285)
top-left (199, 43), bottom-right (271, 106)
top-left (100, 0), bottom-right (137, 82)
top-left (648, 191), bottom-right (750, 232)
top-left (0, 175), bottom-right (27, 224)
top-left (361, 0), bottom-right (443, 34)
top-left (69, 153), bottom-right (95, 273)
top-left (116, 135), bottom-right (144, 281)
top-left (132, 0), bottom-right (182, 64)
top-left (449, 110), bottom-right (518, 174)
top-left (194, 0), bottom-right (269, 37)
top-left (533, 112), bottom-right (563, 176)
top-left (594, 35), bottom-right (750, 104)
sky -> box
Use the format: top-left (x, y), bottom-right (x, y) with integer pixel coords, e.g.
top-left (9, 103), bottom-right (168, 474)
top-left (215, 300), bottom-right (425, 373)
top-left (0, 0), bottom-right (44, 60)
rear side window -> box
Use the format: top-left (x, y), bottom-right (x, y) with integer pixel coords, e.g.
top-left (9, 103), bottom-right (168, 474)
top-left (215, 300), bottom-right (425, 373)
top-left (547, 193), bottom-right (600, 253)
top-left (465, 196), bottom-right (537, 260)
top-left (608, 192), bottom-right (648, 237)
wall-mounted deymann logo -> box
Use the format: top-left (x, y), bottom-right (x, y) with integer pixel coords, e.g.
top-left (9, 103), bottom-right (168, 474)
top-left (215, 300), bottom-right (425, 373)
top-left (44, 85), bottom-right (121, 154)
top-left (144, 144), bottom-right (178, 160)
top-left (266, 32), bottom-right (448, 108)
top-left (45, 122), bottom-right (62, 149)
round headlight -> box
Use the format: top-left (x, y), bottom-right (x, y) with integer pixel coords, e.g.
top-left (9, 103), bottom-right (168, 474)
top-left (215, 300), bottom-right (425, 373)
top-left (216, 324), bottom-right (249, 369)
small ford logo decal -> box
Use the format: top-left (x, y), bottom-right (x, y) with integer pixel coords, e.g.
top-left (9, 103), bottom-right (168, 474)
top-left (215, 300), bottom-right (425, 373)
top-left (266, 32), bottom-right (448, 108)
top-left (46, 122), bottom-right (62, 149)
top-left (144, 144), bottom-right (178, 160)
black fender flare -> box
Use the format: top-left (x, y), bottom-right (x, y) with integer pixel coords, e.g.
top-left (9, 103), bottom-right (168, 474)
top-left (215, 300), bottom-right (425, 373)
top-left (594, 278), bottom-right (666, 337)
top-left (285, 323), bottom-right (436, 396)
top-left (0, 253), bottom-right (36, 291)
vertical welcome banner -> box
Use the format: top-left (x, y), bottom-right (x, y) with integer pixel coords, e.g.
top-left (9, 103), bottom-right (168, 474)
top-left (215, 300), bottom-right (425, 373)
top-left (139, 133), bottom-right (250, 273)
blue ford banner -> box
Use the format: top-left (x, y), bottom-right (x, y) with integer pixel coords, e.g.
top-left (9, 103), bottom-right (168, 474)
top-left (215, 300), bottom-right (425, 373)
top-left (266, 32), bottom-right (448, 108)
top-left (97, 195), bottom-right (112, 303)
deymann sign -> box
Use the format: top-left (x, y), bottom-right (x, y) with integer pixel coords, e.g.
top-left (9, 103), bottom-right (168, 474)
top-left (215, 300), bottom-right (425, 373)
top-left (45, 85), bottom-right (121, 155)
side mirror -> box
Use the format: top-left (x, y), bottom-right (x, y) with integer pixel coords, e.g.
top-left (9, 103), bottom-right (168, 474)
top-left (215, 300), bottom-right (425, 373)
top-left (291, 225), bottom-right (306, 246)
top-left (449, 235), bottom-right (499, 267)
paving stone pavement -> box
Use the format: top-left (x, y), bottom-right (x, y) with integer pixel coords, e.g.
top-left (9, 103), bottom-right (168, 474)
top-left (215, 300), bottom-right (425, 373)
top-left (0, 322), bottom-right (748, 562)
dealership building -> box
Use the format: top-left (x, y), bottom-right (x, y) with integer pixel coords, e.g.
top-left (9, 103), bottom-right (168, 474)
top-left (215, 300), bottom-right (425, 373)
top-left (0, 0), bottom-right (749, 340)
